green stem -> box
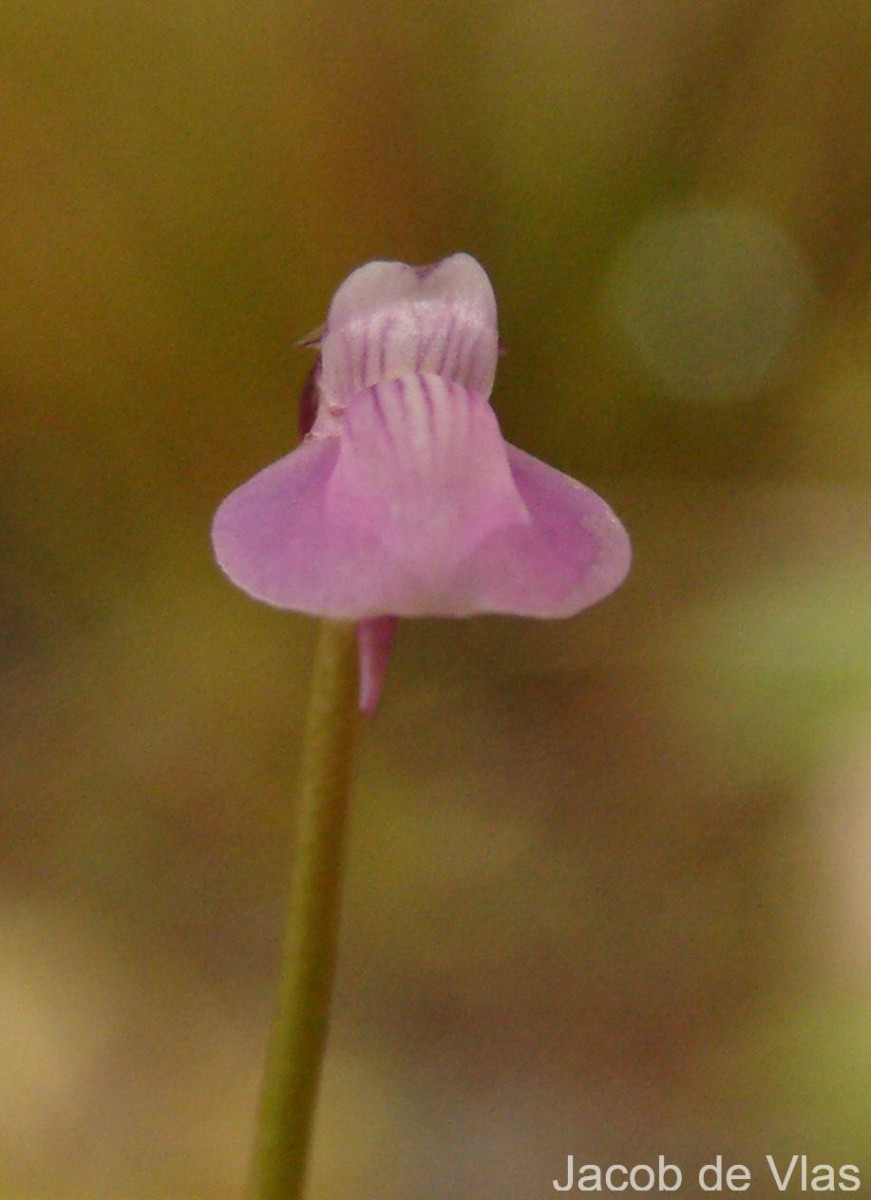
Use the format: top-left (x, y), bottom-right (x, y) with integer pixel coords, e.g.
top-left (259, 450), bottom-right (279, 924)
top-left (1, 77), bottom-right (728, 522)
top-left (250, 619), bottom-right (359, 1200)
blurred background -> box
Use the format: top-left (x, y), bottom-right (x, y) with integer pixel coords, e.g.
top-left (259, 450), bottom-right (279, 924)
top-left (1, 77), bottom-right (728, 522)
top-left (2, 1), bottom-right (870, 1197)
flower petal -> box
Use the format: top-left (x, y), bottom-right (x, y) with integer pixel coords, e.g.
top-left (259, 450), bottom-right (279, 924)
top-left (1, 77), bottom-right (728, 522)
top-left (212, 436), bottom-right (415, 613)
top-left (212, 436), bottom-right (346, 612)
top-left (211, 374), bottom-right (535, 619)
top-left (212, 436), bottom-right (408, 616)
top-left (324, 373), bottom-right (530, 599)
top-left (442, 445), bottom-right (632, 617)
top-left (319, 253), bottom-right (498, 406)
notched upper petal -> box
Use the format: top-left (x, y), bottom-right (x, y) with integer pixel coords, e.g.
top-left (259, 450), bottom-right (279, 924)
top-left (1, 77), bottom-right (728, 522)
top-left (319, 253), bottom-right (499, 405)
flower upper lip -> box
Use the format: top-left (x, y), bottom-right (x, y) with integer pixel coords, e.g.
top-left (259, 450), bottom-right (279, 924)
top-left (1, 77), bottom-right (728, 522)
top-left (318, 253), bottom-right (500, 408)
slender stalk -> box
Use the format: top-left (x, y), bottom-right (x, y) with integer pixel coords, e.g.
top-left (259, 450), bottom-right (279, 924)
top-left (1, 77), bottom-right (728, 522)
top-left (250, 619), bottom-right (359, 1200)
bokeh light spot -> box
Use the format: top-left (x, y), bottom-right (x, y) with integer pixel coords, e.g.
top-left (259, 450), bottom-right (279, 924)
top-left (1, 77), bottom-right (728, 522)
top-left (606, 206), bottom-right (813, 400)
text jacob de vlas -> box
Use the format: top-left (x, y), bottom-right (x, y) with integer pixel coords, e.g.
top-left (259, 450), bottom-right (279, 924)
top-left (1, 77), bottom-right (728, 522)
top-left (553, 1154), bottom-right (861, 1192)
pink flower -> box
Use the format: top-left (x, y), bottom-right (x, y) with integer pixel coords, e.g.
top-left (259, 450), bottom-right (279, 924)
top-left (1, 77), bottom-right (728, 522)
top-left (212, 254), bottom-right (630, 711)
